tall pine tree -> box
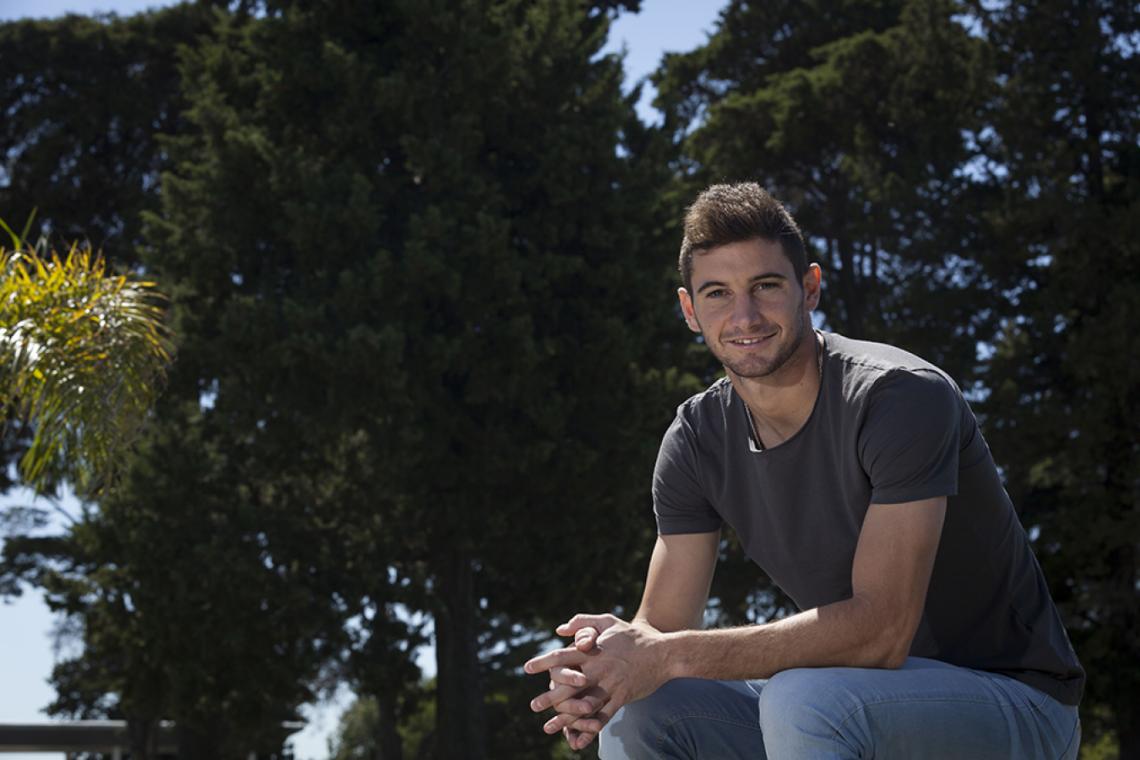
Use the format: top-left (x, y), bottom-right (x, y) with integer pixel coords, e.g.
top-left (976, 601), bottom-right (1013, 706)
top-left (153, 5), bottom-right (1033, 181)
top-left (0, 6), bottom-right (212, 256)
top-left (971, 0), bottom-right (1139, 754)
top-left (144, 1), bottom-right (674, 756)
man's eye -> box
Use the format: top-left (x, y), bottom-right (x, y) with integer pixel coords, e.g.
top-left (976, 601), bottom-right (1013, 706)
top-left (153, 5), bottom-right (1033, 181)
top-left (707, 289), bottom-right (727, 298)
top-left (756, 281), bottom-right (779, 291)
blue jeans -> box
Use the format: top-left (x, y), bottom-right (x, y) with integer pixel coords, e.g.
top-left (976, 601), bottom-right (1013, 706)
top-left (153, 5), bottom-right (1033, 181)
top-left (599, 657), bottom-right (1080, 759)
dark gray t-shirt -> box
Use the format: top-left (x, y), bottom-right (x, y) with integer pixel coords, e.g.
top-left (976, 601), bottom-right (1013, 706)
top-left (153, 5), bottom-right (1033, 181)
top-left (653, 332), bottom-right (1084, 705)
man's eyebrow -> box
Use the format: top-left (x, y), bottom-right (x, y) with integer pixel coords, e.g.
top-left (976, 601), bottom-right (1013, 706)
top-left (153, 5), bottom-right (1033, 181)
top-left (695, 272), bottom-right (787, 294)
top-left (696, 279), bottom-right (728, 294)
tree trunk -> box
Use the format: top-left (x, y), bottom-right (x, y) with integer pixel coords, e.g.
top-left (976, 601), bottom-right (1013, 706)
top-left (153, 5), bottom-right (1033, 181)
top-left (836, 231), bottom-right (864, 337)
top-left (1116, 691), bottom-right (1139, 760)
top-left (127, 716), bottom-right (157, 760)
top-left (1108, 537), bottom-right (1139, 760)
top-left (1105, 412), bottom-right (1139, 759)
top-left (375, 690), bottom-right (404, 760)
top-left (1077, 0), bottom-right (1106, 203)
top-left (434, 547), bottom-right (485, 760)
top-left (175, 721), bottom-right (223, 760)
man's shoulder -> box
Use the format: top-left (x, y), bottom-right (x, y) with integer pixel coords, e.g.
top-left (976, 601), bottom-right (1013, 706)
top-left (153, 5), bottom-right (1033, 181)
top-left (825, 332), bottom-right (959, 394)
top-left (827, 332), bottom-right (942, 375)
top-left (823, 333), bottom-right (970, 445)
top-left (676, 376), bottom-right (733, 422)
top-left (662, 377), bottom-right (738, 450)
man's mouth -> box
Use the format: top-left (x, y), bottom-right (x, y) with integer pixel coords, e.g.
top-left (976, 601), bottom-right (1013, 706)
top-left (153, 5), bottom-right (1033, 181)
top-left (726, 333), bottom-right (774, 346)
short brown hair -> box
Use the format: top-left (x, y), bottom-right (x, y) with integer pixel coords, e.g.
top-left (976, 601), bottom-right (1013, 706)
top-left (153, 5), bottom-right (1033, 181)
top-left (679, 182), bottom-right (808, 293)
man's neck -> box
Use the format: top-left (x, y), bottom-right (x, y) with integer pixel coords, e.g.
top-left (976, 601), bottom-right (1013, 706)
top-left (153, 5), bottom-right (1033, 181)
top-left (727, 329), bottom-right (822, 449)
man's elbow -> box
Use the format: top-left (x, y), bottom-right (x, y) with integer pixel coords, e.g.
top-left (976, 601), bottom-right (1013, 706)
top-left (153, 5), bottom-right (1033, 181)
top-left (878, 646), bottom-right (910, 670)
top-left (870, 625), bottom-right (915, 669)
top-left (633, 606), bottom-right (706, 633)
top-left (849, 595), bottom-right (915, 669)
top-left (637, 616), bottom-right (701, 634)
top-left (856, 640), bottom-right (908, 670)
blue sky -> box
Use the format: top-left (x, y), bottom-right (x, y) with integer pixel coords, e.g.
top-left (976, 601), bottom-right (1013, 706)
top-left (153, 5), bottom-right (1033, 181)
top-left (0, 1), bottom-right (727, 758)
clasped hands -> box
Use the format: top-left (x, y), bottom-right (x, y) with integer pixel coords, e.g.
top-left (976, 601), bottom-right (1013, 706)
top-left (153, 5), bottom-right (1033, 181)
top-left (524, 614), bottom-right (670, 751)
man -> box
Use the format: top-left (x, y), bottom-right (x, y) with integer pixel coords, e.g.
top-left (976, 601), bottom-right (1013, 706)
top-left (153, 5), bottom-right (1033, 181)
top-left (524, 183), bottom-right (1084, 758)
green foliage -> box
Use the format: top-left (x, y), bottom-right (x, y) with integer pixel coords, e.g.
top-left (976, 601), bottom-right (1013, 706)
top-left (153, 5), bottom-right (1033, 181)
top-left (1078, 699), bottom-right (1121, 758)
top-left (328, 697), bottom-right (383, 760)
top-left (330, 678), bottom-right (597, 760)
top-left (328, 687), bottom-right (438, 760)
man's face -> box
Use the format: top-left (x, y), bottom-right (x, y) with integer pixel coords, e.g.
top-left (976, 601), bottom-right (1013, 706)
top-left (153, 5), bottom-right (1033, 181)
top-left (678, 238), bottom-right (820, 380)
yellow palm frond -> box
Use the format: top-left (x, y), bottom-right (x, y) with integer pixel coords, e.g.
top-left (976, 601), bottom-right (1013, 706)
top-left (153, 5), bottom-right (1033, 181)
top-left (0, 231), bottom-right (174, 496)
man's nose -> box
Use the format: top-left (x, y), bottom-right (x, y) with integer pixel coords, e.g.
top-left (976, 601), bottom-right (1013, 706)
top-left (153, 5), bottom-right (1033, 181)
top-left (729, 292), bottom-right (763, 328)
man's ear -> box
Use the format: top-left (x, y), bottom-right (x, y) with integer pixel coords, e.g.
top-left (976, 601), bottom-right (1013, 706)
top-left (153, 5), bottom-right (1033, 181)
top-left (678, 287), bottom-right (702, 333)
top-left (803, 264), bottom-right (823, 311)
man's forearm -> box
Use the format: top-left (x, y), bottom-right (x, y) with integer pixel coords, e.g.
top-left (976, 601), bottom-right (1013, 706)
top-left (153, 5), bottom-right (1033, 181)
top-left (661, 594), bottom-right (910, 681)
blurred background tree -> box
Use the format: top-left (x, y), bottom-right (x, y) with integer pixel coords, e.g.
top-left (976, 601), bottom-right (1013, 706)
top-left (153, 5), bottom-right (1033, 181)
top-left (969, 0), bottom-right (1139, 754)
top-left (139, 2), bottom-right (679, 757)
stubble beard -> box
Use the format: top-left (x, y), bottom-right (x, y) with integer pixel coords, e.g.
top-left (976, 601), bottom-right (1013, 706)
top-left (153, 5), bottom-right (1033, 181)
top-left (708, 316), bottom-right (808, 380)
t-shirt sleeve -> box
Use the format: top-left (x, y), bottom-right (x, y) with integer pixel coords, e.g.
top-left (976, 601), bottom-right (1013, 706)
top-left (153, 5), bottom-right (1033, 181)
top-left (859, 369), bottom-right (962, 504)
top-left (652, 412), bottom-right (723, 535)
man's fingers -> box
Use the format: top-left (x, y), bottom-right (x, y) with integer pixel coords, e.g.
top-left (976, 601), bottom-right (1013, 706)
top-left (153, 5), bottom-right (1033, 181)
top-left (550, 693), bottom-right (602, 716)
top-left (590, 700), bottom-right (620, 729)
top-left (545, 709), bottom-right (605, 735)
top-left (563, 727), bottom-right (598, 751)
top-left (553, 698), bottom-right (618, 736)
top-left (546, 686), bottom-right (609, 732)
top-left (524, 646), bottom-right (587, 675)
top-left (555, 613), bottom-right (616, 637)
top-left (543, 710), bottom-right (581, 735)
top-left (574, 626), bottom-right (598, 652)
top-left (552, 708), bottom-right (610, 738)
top-left (543, 687), bottom-right (607, 734)
top-left (568, 724), bottom-right (603, 748)
top-left (530, 681), bottom-right (582, 712)
top-left (565, 714), bottom-right (606, 733)
top-left (547, 665), bottom-right (589, 687)
top-left (573, 731), bottom-right (597, 750)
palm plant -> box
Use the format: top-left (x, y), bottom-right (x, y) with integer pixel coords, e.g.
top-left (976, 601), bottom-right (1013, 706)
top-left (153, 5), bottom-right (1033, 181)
top-left (0, 216), bottom-right (173, 495)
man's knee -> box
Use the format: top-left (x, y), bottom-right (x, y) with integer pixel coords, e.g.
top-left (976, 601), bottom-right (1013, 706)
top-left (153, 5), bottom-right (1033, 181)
top-left (759, 668), bottom-right (847, 734)
top-left (600, 680), bottom-right (683, 758)
top-left (758, 668), bottom-right (869, 758)
top-left (601, 678), bottom-right (730, 759)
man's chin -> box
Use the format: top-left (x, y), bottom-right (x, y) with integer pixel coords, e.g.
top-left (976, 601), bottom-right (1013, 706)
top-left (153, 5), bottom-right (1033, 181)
top-left (717, 352), bottom-right (779, 379)
top-left (725, 362), bottom-right (779, 380)
top-left (719, 347), bottom-right (798, 380)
